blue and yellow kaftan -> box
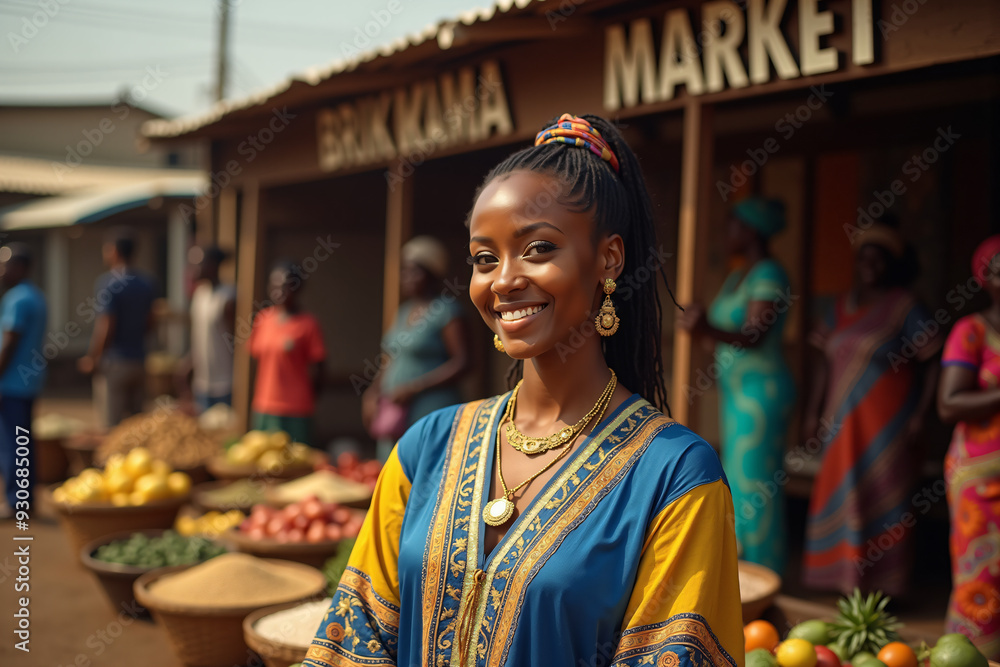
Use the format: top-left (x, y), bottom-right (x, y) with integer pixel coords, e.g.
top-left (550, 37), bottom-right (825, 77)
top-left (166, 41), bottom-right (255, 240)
top-left (305, 393), bottom-right (744, 667)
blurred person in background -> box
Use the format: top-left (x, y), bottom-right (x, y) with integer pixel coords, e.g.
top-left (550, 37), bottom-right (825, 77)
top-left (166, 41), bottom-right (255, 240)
top-left (180, 245), bottom-right (236, 412)
top-left (678, 196), bottom-right (795, 575)
top-left (937, 235), bottom-right (1000, 659)
top-left (361, 235), bottom-right (470, 461)
top-left (0, 244), bottom-right (46, 518)
top-left (78, 228), bottom-right (155, 428)
top-left (248, 260), bottom-right (326, 445)
top-left (801, 222), bottom-right (941, 595)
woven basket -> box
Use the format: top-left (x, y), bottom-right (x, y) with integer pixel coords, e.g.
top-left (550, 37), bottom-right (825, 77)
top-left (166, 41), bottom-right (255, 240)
top-left (133, 560), bottom-right (326, 667)
top-left (50, 486), bottom-right (190, 561)
top-left (243, 601), bottom-right (316, 667)
top-left (192, 480), bottom-right (270, 513)
top-left (739, 560), bottom-right (782, 623)
top-left (80, 529), bottom-right (228, 617)
top-left (206, 456), bottom-right (313, 483)
top-left (222, 530), bottom-right (342, 569)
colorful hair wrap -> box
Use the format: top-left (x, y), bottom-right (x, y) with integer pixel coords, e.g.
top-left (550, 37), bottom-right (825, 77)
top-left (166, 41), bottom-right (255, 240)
top-left (534, 113), bottom-right (620, 173)
top-left (972, 234), bottom-right (1000, 285)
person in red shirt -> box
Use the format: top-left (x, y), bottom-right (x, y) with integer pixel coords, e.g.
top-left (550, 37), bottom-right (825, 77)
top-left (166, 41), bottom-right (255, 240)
top-left (248, 260), bottom-right (326, 444)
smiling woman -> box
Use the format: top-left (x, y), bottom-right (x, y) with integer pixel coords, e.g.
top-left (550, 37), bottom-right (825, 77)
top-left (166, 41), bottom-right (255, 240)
top-left (305, 114), bottom-right (744, 667)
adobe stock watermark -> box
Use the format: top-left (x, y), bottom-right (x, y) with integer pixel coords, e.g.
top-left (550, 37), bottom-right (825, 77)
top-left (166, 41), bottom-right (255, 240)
top-left (177, 107), bottom-right (297, 224)
top-left (7, 0), bottom-right (71, 53)
top-left (339, 0), bottom-right (403, 59)
top-left (51, 70), bottom-right (170, 180)
top-left (738, 417), bottom-right (838, 522)
top-left (684, 288), bottom-right (800, 404)
top-left (17, 267), bottom-right (138, 384)
top-left (223, 235), bottom-right (339, 352)
top-left (554, 244), bottom-right (674, 363)
top-left (717, 86), bottom-right (834, 201)
top-left (853, 478), bottom-right (946, 575)
top-left (349, 275), bottom-right (468, 395)
top-left (877, 0), bottom-right (930, 39)
top-left (384, 71), bottom-right (502, 191)
top-left (843, 125), bottom-right (961, 243)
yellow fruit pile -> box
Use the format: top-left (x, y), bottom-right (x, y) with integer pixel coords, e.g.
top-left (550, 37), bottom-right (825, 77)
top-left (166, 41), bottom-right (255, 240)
top-left (53, 447), bottom-right (192, 506)
top-left (224, 430), bottom-right (314, 472)
top-left (175, 510), bottom-right (245, 537)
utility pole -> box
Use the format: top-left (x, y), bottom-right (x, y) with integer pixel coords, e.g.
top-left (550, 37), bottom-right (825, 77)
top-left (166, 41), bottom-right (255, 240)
top-left (215, 0), bottom-right (230, 102)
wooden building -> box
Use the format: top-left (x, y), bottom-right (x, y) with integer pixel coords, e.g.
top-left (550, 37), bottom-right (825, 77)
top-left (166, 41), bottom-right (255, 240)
top-left (145, 0), bottom-right (1000, 453)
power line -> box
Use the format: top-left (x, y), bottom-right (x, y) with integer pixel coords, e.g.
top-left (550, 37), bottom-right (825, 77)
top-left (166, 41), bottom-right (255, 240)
top-left (0, 0), bottom-right (345, 42)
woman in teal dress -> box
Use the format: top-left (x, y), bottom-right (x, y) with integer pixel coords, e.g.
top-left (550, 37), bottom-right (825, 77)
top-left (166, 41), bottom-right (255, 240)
top-left (362, 236), bottom-right (471, 460)
top-left (678, 197), bottom-right (795, 575)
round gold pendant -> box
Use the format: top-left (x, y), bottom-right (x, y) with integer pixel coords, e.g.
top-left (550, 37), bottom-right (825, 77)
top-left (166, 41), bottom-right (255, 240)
top-left (483, 498), bottom-right (515, 526)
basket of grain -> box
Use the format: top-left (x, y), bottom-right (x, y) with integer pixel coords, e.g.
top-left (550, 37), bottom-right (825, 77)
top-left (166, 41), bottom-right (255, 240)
top-left (243, 598), bottom-right (331, 667)
top-left (133, 553), bottom-right (327, 667)
top-left (80, 529), bottom-right (227, 616)
top-left (739, 560), bottom-right (782, 623)
top-left (95, 406), bottom-right (221, 483)
top-left (50, 485), bottom-right (190, 559)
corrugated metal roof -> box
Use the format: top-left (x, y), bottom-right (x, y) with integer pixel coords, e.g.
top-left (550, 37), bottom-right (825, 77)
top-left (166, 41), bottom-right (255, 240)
top-left (143, 0), bottom-right (542, 140)
top-left (0, 154), bottom-right (203, 196)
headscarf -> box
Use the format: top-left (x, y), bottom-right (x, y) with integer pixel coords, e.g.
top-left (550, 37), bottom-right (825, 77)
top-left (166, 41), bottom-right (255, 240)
top-left (731, 197), bottom-right (786, 239)
top-left (534, 113), bottom-right (620, 173)
top-left (402, 236), bottom-right (448, 280)
top-left (972, 235), bottom-right (1000, 285)
top-left (853, 223), bottom-right (904, 258)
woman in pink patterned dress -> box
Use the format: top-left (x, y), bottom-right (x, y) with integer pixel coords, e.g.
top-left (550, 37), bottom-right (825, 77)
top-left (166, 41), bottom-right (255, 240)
top-left (938, 235), bottom-right (1000, 659)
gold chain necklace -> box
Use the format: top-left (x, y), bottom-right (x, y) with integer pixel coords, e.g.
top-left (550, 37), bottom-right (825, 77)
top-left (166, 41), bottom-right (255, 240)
top-left (504, 370), bottom-right (617, 455)
top-left (483, 373), bottom-right (616, 527)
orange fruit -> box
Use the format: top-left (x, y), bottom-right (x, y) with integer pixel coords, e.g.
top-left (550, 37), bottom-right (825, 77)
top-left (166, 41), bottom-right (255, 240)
top-left (878, 642), bottom-right (918, 667)
top-left (745, 620), bottom-right (781, 653)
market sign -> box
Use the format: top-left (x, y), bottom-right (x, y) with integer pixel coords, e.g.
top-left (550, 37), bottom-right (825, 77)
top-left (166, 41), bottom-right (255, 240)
top-left (604, 0), bottom-right (875, 110)
top-left (317, 60), bottom-right (513, 172)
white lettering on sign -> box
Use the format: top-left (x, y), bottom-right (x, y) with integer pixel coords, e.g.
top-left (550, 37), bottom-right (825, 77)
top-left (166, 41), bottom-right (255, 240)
top-left (604, 0), bottom-right (875, 110)
top-left (317, 60), bottom-right (513, 172)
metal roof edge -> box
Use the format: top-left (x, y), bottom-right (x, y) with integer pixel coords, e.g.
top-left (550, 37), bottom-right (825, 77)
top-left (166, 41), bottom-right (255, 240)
top-left (142, 0), bottom-right (543, 141)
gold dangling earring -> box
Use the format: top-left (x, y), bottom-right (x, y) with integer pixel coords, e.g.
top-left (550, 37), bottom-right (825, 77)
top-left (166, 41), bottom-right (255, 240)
top-left (493, 334), bottom-right (506, 353)
top-left (595, 278), bottom-right (620, 337)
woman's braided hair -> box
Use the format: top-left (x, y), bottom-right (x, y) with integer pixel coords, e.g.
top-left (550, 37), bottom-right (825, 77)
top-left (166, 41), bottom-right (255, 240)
top-left (469, 114), bottom-right (678, 414)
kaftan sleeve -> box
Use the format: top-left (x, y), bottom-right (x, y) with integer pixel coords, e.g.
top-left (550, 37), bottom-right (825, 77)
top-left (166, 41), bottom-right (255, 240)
top-left (611, 479), bottom-right (745, 667)
top-left (304, 447), bottom-right (411, 667)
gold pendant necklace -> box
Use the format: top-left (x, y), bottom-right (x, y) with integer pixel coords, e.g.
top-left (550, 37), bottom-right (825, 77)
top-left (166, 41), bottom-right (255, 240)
top-left (483, 374), bottom-right (616, 527)
top-left (505, 371), bottom-right (617, 455)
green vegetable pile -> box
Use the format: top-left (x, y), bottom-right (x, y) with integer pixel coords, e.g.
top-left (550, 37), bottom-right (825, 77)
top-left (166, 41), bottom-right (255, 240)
top-left (322, 537), bottom-right (357, 595)
top-left (94, 530), bottom-right (227, 568)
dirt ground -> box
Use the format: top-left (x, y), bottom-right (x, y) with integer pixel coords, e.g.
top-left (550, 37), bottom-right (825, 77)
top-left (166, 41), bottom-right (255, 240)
top-left (0, 497), bottom-right (182, 667)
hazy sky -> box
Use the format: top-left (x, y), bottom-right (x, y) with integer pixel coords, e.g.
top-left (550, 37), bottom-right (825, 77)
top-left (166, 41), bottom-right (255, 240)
top-left (1, 0), bottom-right (481, 118)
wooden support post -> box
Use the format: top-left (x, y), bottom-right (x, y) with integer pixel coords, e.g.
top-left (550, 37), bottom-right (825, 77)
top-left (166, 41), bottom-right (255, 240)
top-left (672, 100), bottom-right (714, 427)
top-left (383, 173), bottom-right (414, 332)
top-left (217, 187), bottom-right (238, 284)
top-left (232, 181), bottom-right (262, 432)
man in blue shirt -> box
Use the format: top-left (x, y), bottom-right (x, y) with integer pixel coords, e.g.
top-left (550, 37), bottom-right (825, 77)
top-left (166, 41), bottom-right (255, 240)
top-left (0, 243), bottom-right (47, 517)
top-left (77, 229), bottom-right (155, 428)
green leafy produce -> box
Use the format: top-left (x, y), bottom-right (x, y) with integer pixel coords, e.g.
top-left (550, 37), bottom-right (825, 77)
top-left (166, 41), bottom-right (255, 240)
top-left (94, 530), bottom-right (227, 568)
top-left (322, 537), bottom-right (357, 595)
top-left (830, 589), bottom-right (902, 657)
top-left (789, 620), bottom-right (834, 646)
top-left (747, 648), bottom-right (779, 667)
